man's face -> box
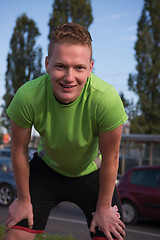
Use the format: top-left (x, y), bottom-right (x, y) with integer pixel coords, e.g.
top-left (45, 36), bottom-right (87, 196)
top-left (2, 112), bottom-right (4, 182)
top-left (45, 43), bottom-right (93, 104)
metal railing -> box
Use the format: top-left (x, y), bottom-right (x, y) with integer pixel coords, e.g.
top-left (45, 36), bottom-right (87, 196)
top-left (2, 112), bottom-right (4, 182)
top-left (120, 134), bottom-right (160, 175)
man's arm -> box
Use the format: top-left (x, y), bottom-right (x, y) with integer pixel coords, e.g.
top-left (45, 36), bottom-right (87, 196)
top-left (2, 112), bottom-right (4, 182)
top-left (5, 121), bottom-right (33, 231)
top-left (90, 125), bottom-right (125, 240)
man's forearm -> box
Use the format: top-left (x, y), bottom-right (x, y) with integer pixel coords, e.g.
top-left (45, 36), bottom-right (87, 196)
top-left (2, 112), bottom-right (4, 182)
top-left (11, 150), bottom-right (31, 201)
top-left (90, 126), bottom-right (125, 239)
top-left (96, 155), bottom-right (119, 210)
top-left (97, 126), bottom-right (122, 210)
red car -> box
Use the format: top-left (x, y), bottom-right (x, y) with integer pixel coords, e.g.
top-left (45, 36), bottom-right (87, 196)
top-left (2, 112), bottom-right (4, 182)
top-left (118, 166), bottom-right (160, 224)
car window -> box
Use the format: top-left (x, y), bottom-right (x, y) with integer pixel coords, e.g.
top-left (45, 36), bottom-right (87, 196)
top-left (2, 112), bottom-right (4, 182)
top-left (130, 169), bottom-right (160, 188)
top-left (0, 150), bottom-right (11, 157)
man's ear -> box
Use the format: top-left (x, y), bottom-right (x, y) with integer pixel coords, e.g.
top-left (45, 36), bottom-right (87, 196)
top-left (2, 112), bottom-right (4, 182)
top-left (45, 56), bottom-right (49, 73)
top-left (89, 60), bottom-right (94, 76)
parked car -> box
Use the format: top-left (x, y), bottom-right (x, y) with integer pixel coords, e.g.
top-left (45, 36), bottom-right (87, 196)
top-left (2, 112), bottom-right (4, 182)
top-left (0, 148), bottom-right (34, 161)
top-left (0, 148), bottom-right (11, 158)
top-left (118, 166), bottom-right (160, 224)
top-left (116, 173), bottom-right (121, 186)
top-left (0, 157), bottom-right (16, 206)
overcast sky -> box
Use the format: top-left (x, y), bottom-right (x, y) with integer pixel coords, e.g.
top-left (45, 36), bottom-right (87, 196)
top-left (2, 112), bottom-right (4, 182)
top-left (0, 0), bottom-right (144, 106)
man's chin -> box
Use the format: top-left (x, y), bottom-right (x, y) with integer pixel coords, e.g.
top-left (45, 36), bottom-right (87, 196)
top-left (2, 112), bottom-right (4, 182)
top-left (55, 96), bottom-right (74, 105)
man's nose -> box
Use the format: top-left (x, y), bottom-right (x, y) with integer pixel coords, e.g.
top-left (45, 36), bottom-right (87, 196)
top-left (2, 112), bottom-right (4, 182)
top-left (64, 68), bottom-right (74, 82)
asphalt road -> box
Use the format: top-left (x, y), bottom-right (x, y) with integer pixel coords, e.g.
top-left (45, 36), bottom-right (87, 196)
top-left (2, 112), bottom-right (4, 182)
top-left (0, 202), bottom-right (160, 240)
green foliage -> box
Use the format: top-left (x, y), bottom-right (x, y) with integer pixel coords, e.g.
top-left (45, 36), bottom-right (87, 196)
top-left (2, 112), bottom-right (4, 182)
top-left (0, 225), bottom-right (5, 239)
top-left (0, 133), bottom-right (2, 144)
top-left (128, 0), bottom-right (160, 134)
top-left (35, 233), bottom-right (79, 240)
top-left (119, 91), bottom-right (140, 125)
top-left (48, 0), bottom-right (93, 40)
top-left (0, 118), bottom-right (3, 144)
top-left (119, 92), bottom-right (130, 109)
top-left (2, 13), bottom-right (43, 129)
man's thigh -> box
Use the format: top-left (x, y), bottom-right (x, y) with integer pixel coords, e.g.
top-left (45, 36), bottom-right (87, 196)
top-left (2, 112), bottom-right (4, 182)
top-left (12, 155), bottom-right (63, 233)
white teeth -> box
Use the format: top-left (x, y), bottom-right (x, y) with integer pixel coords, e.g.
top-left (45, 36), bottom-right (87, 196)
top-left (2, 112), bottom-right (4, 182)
top-left (64, 86), bottom-right (72, 88)
top-left (61, 84), bottom-right (74, 88)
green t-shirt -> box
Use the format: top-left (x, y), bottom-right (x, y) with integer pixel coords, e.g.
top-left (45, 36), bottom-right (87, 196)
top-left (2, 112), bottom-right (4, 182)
top-left (7, 73), bottom-right (128, 177)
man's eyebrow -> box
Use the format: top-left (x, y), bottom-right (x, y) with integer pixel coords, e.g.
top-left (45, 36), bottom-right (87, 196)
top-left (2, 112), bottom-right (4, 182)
top-left (54, 62), bottom-right (87, 67)
top-left (54, 61), bottom-right (64, 64)
top-left (75, 63), bottom-right (87, 67)
top-left (54, 62), bottom-right (65, 66)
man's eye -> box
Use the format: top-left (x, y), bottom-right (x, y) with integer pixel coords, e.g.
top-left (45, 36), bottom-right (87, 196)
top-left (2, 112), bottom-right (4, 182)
top-left (56, 65), bottom-right (64, 69)
top-left (76, 66), bottom-right (85, 71)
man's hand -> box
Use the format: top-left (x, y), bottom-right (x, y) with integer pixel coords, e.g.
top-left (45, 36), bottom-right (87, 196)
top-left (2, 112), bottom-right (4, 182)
top-left (90, 205), bottom-right (125, 240)
top-left (5, 197), bottom-right (34, 231)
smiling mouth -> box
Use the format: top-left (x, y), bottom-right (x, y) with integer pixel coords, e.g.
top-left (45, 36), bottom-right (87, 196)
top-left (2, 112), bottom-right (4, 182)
top-left (59, 83), bottom-right (77, 89)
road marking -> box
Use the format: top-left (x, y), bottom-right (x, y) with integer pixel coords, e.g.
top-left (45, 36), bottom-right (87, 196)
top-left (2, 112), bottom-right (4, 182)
top-left (49, 216), bottom-right (87, 225)
top-left (126, 228), bottom-right (160, 238)
top-left (49, 216), bottom-right (160, 237)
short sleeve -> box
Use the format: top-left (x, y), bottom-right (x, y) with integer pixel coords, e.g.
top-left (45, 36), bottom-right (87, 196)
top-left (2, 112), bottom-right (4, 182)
top-left (97, 86), bottom-right (128, 132)
top-left (7, 85), bottom-right (34, 128)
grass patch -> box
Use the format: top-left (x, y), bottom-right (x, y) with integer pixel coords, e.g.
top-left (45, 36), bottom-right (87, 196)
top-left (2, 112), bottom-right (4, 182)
top-left (0, 226), bottom-right (5, 239)
top-left (35, 233), bottom-right (79, 240)
top-left (0, 225), bottom-right (79, 240)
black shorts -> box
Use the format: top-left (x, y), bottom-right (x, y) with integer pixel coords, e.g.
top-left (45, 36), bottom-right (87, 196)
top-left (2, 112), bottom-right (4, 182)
top-left (13, 154), bottom-right (123, 239)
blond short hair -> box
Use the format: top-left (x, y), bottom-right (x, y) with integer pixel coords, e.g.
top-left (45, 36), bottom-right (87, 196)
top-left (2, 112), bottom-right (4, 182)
top-left (48, 22), bottom-right (92, 60)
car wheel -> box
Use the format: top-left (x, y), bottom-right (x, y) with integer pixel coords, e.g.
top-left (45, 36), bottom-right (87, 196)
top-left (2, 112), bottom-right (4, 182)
top-left (0, 184), bottom-right (14, 206)
top-left (122, 200), bottom-right (139, 225)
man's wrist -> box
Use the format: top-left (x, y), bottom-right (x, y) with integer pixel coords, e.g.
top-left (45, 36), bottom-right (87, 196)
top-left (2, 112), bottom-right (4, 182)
top-left (96, 203), bottom-right (112, 212)
top-left (17, 195), bottom-right (31, 202)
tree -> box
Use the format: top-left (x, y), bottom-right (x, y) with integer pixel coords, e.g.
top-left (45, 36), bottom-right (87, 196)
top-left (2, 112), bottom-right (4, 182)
top-left (48, 0), bottom-right (93, 40)
top-left (128, 0), bottom-right (160, 134)
top-left (2, 13), bottom-right (43, 130)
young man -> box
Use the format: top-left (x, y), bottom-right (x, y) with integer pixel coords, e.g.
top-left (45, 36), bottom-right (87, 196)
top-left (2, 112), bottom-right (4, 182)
top-left (4, 23), bottom-right (127, 240)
